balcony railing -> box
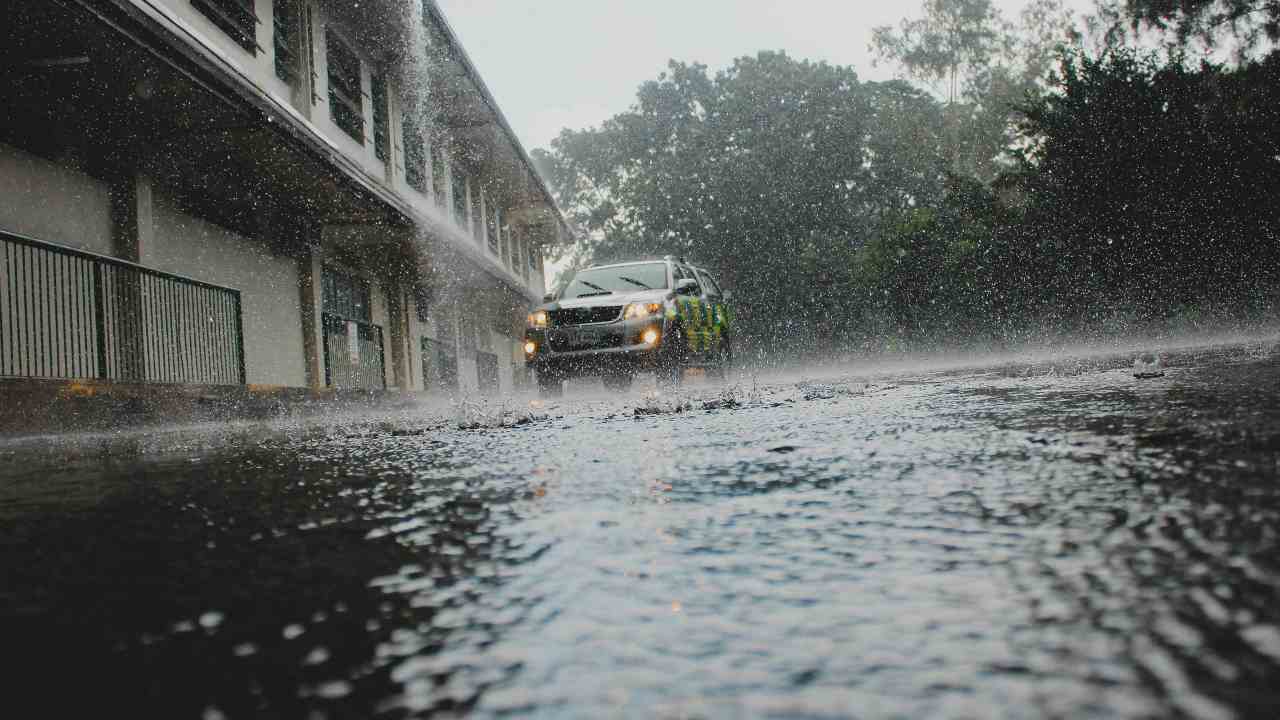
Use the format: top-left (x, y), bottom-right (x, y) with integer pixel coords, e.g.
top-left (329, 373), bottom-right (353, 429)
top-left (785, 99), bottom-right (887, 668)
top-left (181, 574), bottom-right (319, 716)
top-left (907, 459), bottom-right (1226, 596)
top-left (0, 230), bottom-right (245, 385)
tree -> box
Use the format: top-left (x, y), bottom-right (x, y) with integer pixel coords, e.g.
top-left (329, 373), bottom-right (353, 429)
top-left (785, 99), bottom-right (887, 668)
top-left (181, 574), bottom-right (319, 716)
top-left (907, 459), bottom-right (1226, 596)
top-left (871, 0), bottom-right (1076, 179)
top-left (1113, 0), bottom-right (1280, 52)
top-left (536, 52), bottom-right (950, 350)
top-left (870, 0), bottom-right (1009, 105)
top-left (1011, 47), bottom-right (1280, 319)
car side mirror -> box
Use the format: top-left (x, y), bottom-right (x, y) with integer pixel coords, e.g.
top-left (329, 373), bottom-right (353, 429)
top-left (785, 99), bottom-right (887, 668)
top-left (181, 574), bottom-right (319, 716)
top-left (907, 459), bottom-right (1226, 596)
top-left (675, 278), bottom-right (699, 296)
top-left (542, 293), bottom-right (554, 303)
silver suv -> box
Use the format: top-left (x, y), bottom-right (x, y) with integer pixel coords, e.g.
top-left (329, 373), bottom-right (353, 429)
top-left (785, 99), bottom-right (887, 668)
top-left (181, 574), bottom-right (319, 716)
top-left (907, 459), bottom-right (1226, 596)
top-left (523, 257), bottom-right (733, 395)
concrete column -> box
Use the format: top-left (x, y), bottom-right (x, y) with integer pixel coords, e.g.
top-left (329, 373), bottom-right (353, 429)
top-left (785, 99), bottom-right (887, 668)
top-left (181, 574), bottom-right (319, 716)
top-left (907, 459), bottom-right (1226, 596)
top-left (385, 281), bottom-right (412, 391)
top-left (108, 170), bottom-right (153, 381)
top-left (297, 244), bottom-right (326, 389)
top-left (110, 170), bottom-right (152, 263)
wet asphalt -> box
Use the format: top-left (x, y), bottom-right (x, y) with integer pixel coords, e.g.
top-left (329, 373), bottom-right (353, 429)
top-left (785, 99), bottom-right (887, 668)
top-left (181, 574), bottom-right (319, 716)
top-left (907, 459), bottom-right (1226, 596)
top-left (1, 339), bottom-right (1278, 719)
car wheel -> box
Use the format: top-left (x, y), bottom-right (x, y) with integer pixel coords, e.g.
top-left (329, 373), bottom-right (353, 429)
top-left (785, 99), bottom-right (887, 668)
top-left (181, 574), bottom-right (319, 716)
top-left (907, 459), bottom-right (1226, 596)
top-left (537, 370), bottom-right (563, 398)
top-left (602, 372), bottom-right (633, 392)
top-left (657, 324), bottom-right (686, 387)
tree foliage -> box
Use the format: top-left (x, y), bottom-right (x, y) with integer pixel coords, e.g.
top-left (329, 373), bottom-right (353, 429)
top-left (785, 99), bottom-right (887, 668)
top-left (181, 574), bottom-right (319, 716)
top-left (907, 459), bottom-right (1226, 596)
top-left (1116, 0), bottom-right (1280, 50)
top-left (535, 6), bottom-right (1280, 357)
top-left (871, 0), bottom-right (1076, 179)
top-left (538, 52), bottom-right (948, 348)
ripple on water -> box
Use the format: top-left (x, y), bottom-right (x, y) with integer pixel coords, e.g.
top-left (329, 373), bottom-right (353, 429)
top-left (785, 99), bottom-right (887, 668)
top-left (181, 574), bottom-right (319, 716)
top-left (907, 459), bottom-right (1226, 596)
top-left (1, 346), bottom-right (1279, 717)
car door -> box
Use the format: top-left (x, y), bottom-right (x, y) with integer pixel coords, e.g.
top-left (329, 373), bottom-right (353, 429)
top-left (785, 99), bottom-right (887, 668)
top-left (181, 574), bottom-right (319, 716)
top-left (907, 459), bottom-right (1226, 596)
top-left (672, 264), bottom-right (704, 352)
top-left (694, 268), bottom-right (726, 353)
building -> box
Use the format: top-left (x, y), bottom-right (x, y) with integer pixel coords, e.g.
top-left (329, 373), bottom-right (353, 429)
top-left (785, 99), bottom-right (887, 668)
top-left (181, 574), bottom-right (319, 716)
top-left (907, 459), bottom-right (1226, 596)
top-left (1, 0), bottom-right (567, 399)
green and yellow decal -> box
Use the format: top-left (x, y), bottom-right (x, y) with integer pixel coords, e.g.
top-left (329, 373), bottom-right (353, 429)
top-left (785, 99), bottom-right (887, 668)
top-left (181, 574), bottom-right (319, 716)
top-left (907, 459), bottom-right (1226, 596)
top-left (669, 297), bottom-right (731, 352)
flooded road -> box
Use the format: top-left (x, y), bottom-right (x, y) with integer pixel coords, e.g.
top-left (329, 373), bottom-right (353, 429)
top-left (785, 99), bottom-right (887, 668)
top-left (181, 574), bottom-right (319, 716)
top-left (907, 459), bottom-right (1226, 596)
top-left (2, 341), bottom-right (1279, 719)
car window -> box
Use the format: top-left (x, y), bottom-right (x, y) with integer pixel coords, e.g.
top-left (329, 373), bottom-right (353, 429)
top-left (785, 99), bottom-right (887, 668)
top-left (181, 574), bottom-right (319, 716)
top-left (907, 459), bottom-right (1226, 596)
top-left (676, 266), bottom-right (701, 293)
top-left (556, 262), bottom-right (670, 299)
top-left (695, 269), bottom-right (721, 298)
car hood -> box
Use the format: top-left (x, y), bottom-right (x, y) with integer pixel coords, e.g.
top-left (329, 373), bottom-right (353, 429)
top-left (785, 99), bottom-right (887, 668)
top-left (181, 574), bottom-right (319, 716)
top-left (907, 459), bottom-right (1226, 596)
top-left (537, 289), bottom-right (671, 312)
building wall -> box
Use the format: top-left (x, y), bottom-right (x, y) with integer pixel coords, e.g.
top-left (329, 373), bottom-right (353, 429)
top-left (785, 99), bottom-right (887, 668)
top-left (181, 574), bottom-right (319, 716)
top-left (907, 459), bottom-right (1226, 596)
top-left (141, 0), bottom-right (546, 301)
top-left (145, 192), bottom-right (307, 387)
top-left (0, 142), bottom-right (113, 255)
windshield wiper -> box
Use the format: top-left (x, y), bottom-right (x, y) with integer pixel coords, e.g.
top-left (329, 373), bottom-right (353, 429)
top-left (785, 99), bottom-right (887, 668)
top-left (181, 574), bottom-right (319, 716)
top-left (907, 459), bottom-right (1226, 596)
top-left (617, 276), bottom-right (653, 290)
top-left (573, 290), bottom-right (614, 298)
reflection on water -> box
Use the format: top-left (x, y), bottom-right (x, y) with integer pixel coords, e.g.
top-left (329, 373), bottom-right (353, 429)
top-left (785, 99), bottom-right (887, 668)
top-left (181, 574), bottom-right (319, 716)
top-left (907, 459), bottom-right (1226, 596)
top-left (1, 342), bottom-right (1278, 718)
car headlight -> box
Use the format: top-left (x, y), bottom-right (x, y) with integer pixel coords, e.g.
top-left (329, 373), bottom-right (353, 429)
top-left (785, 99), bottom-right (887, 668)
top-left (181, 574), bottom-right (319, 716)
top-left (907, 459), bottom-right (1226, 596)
top-left (527, 310), bottom-right (549, 328)
top-left (624, 302), bottom-right (662, 320)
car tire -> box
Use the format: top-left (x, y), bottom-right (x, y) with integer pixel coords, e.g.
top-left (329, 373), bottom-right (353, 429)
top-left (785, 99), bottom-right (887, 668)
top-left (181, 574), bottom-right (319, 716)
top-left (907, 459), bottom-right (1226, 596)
top-left (657, 324), bottom-right (686, 387)
top-left (602, 372), bottom-right (633, 392)
top-left (536, 370), bottom-right (563, 398)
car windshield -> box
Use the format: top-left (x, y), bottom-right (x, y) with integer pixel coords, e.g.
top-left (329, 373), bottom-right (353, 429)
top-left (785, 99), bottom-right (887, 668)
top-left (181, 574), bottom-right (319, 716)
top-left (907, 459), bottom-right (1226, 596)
top-left (557, 263), bottom-right (668, 299)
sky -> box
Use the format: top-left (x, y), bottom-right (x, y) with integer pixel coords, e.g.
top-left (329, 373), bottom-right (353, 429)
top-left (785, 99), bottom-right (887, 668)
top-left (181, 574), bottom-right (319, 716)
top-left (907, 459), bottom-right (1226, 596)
top-left (434, 0), bottom-right (1098, 153)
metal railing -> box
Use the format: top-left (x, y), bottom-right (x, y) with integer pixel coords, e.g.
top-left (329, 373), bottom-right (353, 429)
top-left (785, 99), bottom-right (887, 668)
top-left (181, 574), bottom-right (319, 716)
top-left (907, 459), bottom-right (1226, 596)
top-left (322, 313), bottom-right (386, 390)
top-left (1, 230), bottom-right (246, 385)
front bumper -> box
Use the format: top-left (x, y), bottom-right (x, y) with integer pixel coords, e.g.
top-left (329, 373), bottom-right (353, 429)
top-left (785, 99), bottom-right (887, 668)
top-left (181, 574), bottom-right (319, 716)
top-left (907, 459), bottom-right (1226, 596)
top-left (524, 317), bottom-right (668, 376)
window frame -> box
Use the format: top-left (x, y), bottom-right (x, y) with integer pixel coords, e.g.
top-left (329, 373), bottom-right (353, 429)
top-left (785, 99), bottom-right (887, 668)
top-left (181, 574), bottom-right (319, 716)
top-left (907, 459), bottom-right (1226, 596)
top-left (452, 173), bottom-right (468, 227)
top-left (475, 351), bottom-right (500, 396)
top-left (429, 143), bottom-right (446, 205)
top-left (321, 265), bottom-right (372, 323)
top-left (473, 191), bottom-right (485, 245)
top-left (694, 269), bottom-right (722, 298)
top-left (272, 0), bottom-right (301, 84)
top-left (486, 203), bottom-right (499, 255)
top-left (325, 28), bottom-right (365, 143)
top-left (371, 70), bottom-right (391, 162)
top-left (192, 0), bottom-right (259, 54)
top-left (402, 113), bottom-right (426, 191)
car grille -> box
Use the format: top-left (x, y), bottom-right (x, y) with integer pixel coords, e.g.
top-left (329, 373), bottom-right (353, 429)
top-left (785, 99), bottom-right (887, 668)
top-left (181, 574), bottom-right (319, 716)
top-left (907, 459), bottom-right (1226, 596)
top-left (549, 306), bottom-right (623, 326)
top-left (548, 330), bottom-right (627, 352)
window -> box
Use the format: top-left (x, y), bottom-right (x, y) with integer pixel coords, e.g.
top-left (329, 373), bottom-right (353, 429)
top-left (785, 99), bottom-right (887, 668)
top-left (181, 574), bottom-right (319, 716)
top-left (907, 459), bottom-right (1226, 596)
top-left (403, 114), bottom-right (426, 191)
top-left (305, 5), bottom-right (318, 104)
top-left (452, 174), bottom-right (468, 226)
top-left (193, 0), bottom-right (258, 53)
top-left (676, 266), bottom-right (701, 293)
top-left (458, 313), bottom-right (476, 352)
top-left (421, 337), bottom-right (458, 391)
top-left (556, 262), bottom-right (669, 300)
top-left (321, 266), bottom-right (371, 322)
top-left (430, 144), bottom-right (446, 205)
top-left (696, 269), bottom-right (722, 298)
top-left (326, 29), bottom-right (363, 142)
top-left (414, 288), bottom-right (430, 324)
top-left (487, 206), bottom-right (499, 255)
top-left (476, 352), bottom-right (499, 396)
top-left (371, 70), bottom-right (390, 162)
top-left (272, 0), bottom-right (301, 83)
top-left (473, 193), bottom-right (484, 245)
top-left (528, 242), bottom-right (539, 273)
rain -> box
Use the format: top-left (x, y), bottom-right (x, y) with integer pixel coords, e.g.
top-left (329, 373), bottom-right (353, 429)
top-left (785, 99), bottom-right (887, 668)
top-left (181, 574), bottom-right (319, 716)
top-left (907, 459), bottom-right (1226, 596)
top-left (2, 0), bottom-right (1279, 717)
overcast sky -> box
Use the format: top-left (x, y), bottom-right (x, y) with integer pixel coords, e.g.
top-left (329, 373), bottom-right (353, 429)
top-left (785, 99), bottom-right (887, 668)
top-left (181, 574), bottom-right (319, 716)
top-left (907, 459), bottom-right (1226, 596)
top-left (434, 0), bottom-right (1097, 153)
